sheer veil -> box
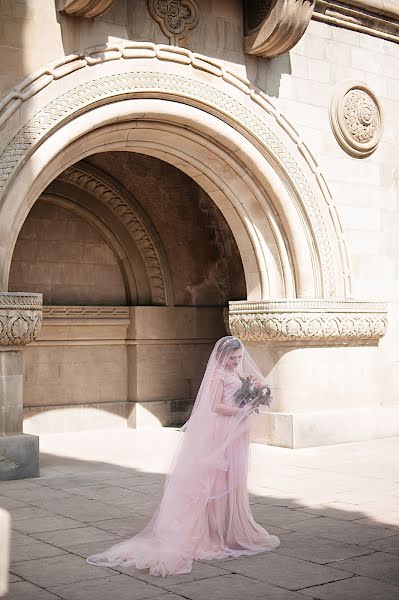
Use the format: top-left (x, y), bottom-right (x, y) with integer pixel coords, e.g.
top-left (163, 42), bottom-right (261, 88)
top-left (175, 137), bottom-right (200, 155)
top-left (86, 336), bottom-right (275, 576)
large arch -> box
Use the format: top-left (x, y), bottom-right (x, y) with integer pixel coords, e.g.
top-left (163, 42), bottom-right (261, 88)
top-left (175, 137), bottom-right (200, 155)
top-left (0, 42), bottom-right (351, 301)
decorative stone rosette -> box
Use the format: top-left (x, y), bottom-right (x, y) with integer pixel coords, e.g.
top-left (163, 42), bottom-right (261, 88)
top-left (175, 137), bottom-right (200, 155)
top-left (229, 299), bottom-right (387, 343)
top-left (329, 81), bottom-right (383, 158)
top-left (148, 0), bottom-right (199, 45)
top-left (0, 293), bottom-right (43, 346)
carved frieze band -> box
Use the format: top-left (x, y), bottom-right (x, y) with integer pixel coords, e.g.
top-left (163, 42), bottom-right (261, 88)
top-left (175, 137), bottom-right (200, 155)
top-left (329, 81), bottom-right (383, 158)
top-left (148, 0), bottom-right (199, 45)
top-left (0, 293), bottom-right (43, 346)
top-left (43, 305), bottom-right (129, 318)
top-left (0, 43), bottom-right (345, 298)
top-left (244, 0), bottom-right (316, 58)
top-left (229, 299), bottom-right (388, 343)
top-left (314, 0), bottom-right (399, 44)
top-left (59, 165), bottom-right (168, 305)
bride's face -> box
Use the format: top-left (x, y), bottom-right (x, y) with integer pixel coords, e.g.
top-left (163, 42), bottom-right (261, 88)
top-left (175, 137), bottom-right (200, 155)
top-left (226, 349), bottom-right (242, 370)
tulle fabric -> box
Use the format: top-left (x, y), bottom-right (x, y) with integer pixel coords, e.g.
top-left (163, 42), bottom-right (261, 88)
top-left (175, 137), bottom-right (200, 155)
top-left (87, 336), bottom-right (280, 577)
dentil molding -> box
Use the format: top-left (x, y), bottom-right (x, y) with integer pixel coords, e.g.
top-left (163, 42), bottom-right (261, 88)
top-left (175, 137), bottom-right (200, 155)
top-left (0, 293), bottom-right (43, 346)
top-left (228, 299), bottom-right (387, 343)
top-left (244, 0), bottom-right (316, 58)
top-left (329, 81), bottom-right (383, 158)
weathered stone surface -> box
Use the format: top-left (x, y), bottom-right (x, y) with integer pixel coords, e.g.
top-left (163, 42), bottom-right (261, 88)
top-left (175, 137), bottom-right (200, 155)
top-left (0, 434), bottom-right (39, 480)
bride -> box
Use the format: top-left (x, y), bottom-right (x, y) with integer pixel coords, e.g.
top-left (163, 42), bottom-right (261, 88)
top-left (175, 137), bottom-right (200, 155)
top-left (87, 335), bottom-right (280, 577)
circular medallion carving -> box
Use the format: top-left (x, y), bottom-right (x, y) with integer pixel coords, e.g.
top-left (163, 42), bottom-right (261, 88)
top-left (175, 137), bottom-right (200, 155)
top-left (329, 81), bottom-right (383, 158)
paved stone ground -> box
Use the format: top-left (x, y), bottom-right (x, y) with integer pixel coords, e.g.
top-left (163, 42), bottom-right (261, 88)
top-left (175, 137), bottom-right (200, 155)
top-left (1, 429), bottom-right (399, 600)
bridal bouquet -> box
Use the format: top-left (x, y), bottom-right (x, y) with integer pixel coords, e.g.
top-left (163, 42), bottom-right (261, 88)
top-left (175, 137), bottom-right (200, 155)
top-left (233, 375), bottom-right (272, 414)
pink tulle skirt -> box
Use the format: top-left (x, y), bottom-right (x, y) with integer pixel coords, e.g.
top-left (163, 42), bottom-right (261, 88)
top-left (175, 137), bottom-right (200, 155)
top-left (87, 417), bottom-right (280, 577)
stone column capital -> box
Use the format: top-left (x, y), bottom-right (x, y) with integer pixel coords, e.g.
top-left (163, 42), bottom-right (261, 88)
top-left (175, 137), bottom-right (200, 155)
top-left (0, 292), bottom-right (43, 347)
top-left (228, 299), bottom-right (388, 344)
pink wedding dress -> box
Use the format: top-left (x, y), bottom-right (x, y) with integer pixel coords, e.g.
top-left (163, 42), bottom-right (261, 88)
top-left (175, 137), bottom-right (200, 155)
top-left (87, 337), bottom-right (280, 577)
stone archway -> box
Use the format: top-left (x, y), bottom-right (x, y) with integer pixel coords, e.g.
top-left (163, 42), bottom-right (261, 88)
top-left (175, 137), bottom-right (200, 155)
top-left (0, 42), bottom-right (351, 302)
top-left (0, 43), bottom-right (389, 465)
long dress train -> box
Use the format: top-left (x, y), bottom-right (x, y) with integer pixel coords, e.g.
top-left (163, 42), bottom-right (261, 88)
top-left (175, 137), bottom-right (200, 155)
top-left (87, 368), bottom-right (280, 576)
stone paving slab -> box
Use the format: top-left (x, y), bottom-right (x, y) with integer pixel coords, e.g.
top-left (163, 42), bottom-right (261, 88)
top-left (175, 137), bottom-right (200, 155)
top-left (292, 501), bottom-right (367, 521)
top-left (5, 581), bottom-right (61, 600)
top-left (12, 516), bottom-right (84, 535)
top-left (28, 497), bottom-right (140, 522)
top-left (164, 572), bottom-right (311, 600)
top-left (2, 430), bottom-right (399, 600)
top-left (330, 550), bottom-right (399, 586)
top-left (366, 533), bottom-right (399, 555)
top-left (6, 506), bottom-right (55, 521)
top-left (284, 515), bottom-right (398, 545)
top-left (111, 560), bottom-right (234, 588)
top-left (10, 554), bottom-right (115, 588)
top-left (274, 531), bottom-right (374, 564)
top-left (88, 514), bottom-right (160, 537)
top-left (50, 573), bottom-right (175, 600)
top-left (0, 496), bottom-right (27, 511)
top-left (11, 537), bottom-right (67, 562)
top-left (31, 525), bottom-right (123, 549)
top-left (214, 552), bottom-right (352, 590)
top-left (299, 574), bottom-right (399, 600)
top-left (249, 504), bottom-right (321, 526)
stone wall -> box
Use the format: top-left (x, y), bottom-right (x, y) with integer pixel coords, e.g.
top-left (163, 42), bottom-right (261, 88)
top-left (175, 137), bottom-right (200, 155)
top-left (271, 20), bottom-right (399, 398)
top-left (1, 0), bottom-right (398, 443)
top-left (9, 200), bottom-right (127, 305)
top-left (23, 306), bottom-right (225, 434)
top-left (85, 153), bottom-right (246, 306)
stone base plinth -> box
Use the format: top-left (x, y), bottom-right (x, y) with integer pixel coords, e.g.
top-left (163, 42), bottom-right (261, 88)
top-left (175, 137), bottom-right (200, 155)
top-left (0, 434), bottom-right (39, 480)
top-left (251, 406), bottom-right (399, 448)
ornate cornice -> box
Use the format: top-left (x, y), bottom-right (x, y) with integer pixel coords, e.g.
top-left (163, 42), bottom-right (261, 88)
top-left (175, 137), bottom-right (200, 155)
top-left (229, 299), bottom-right (388, 343)
top-left (59, 0), bottom-right (117, 18)
top-left (314, 0), bottom-right (399, 44)
top-left (59, 165), bottom-right (168, 305)
top-left (148, 0), bottom-right (199, 45)
top-left (0, 293), bottom-right (43, 346)
top-left (244, 0), bottom-right (316, 58)
top-left (329, 81), bottom-right (383, 158)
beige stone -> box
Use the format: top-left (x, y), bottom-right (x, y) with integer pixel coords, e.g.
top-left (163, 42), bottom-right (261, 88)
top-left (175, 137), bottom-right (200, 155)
top-left (0, 2), bottom-right (398, 450)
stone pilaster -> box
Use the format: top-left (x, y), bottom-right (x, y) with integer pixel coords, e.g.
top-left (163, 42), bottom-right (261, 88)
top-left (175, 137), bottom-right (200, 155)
top-left (0, 292), bottom-right (42, 480)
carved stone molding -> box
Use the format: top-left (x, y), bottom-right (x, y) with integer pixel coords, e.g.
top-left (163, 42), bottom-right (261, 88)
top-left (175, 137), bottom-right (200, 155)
top-left (229, 299), bottom-right (388, 343)
top-left (59, 0), bottom-right (117, 18)
top-left (244, 0), bottom-right (316, 58)
top-left (43, 305), bottom-right (129, 319)
top-left (59, 165), bottom-right (168, 305)
top-left (329, 81), bottom-right (383, 158)
top-left (0, 43), bottom-right (349, 299)
top-left (0, 293), bottom-right (43, 346)
top-left (314, 0), bottom-right (399, 45)
top-left (148, 0), bottom-right (199, 44)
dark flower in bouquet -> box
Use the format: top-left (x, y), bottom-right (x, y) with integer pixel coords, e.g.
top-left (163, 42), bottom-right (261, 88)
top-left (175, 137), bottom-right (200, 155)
top-left (233, 375), bottom-right (272, 414)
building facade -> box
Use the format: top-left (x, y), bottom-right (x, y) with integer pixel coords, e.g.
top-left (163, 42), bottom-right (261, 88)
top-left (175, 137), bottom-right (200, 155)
top-left (0, 0), bottom-right (398, 478)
